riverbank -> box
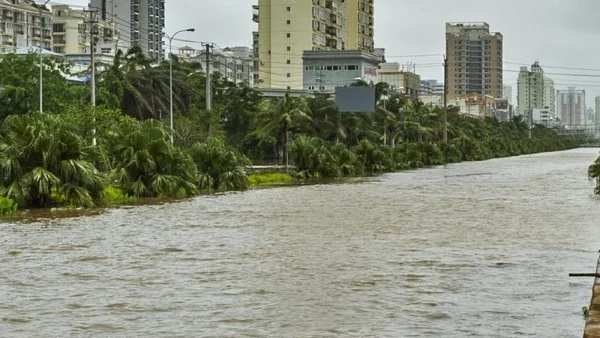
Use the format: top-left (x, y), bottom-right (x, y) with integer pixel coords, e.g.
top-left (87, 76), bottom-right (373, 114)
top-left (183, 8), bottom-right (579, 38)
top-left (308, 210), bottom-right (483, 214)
top-left (583, 255), bottom-right (600, 338)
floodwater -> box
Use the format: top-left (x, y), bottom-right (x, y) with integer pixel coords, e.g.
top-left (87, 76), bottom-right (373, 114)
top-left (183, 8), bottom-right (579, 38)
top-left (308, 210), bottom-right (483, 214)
top-left (2, 148), bottom-right (600, 337)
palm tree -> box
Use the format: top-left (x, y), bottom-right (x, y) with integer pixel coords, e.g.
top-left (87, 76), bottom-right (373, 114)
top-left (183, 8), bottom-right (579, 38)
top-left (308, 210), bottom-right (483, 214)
top-left (0, 114), bottom-right (105, 208)
top-left (188, 138), bottom-right (251, 192)
top-left (307, 95), bottom-right (346, 142)
top-left (105, 119), bottom-right (197, 198)
top-left (254, 93), bottom-right (312, 169)
top-left (97, 47), bottom-right (198, 120)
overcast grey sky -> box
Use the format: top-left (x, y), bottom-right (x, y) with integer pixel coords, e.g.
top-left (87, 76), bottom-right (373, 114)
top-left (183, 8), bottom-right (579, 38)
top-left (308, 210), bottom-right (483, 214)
top-left (63, 0), bottom-right (600, 106)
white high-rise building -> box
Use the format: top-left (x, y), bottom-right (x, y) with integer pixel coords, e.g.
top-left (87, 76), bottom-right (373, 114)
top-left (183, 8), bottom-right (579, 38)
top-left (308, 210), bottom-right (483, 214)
top-left (557, 87), bottom-right (585, 126)
top-left (517, 62), bottom-right (555, 116)
top-left (503, 85), bottom-right (513, 105)
top-left (543, 77), bottom-right (555, 117)
top-left (91, 0), bottom-right (165, 60)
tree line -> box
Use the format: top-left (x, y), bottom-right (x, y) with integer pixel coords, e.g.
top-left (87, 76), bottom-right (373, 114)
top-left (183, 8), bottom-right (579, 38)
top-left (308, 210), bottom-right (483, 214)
top-left (0, 47), bottom-right (585, 210)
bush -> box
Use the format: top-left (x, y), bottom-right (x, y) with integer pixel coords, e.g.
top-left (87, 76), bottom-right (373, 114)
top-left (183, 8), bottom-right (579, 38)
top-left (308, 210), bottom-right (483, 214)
top-left (101, 186), bottom-right (136, 205)
top-left (0, 196), bottom-right (17, 215)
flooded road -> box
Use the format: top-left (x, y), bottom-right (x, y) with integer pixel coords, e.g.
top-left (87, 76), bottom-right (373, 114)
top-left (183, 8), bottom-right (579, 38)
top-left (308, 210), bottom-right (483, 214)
top-left (2, 148), bottom-right (600, 337)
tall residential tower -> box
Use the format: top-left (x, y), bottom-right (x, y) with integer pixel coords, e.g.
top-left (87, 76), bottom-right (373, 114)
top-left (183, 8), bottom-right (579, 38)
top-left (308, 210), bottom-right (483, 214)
top-left (445, 22), bottom-right (503, 100)
top-left (91, 0), bottom-right (165, 60)
top-left (517, 62), bottom-right (555, 116)
top-left (557, 88), bottom-right (585, 126)
top-left (253, 0), bottom-right (375, 90)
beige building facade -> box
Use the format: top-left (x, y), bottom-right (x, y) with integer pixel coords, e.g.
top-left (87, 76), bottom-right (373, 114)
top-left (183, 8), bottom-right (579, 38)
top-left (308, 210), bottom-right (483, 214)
top-left (253, 0), bottom-right (374, 90)
top-left (446, 22), bottom-right (503, 101)
top-left (51, 5), bottom-right (118, 55)
top-left (0, 0), bottom-right (52, 53)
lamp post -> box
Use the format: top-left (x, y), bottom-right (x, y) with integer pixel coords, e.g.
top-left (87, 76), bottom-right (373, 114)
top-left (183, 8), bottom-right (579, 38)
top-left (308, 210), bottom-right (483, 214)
top-left (165, 28), bottom-right (195, 144)
top-left (38, 0), bottom-right (51, 114)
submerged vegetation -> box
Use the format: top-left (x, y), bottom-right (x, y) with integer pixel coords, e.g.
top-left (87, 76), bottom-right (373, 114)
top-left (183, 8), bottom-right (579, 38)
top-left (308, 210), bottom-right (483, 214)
top-left (0, 47), bottom-right (585, 211)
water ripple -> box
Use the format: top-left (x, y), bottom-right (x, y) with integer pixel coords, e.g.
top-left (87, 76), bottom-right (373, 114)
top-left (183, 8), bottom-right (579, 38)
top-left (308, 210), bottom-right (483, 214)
top-left (1, 148), bottom-right (600, 337)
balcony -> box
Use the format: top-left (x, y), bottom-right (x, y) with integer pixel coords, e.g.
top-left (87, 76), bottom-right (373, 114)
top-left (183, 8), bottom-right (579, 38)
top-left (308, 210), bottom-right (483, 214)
top-left (325, 37), bottom-right (337, 49)
top-left (252, 5), bottom-right (259, 23)
top-left (325, 25), bottom-right (337, 36)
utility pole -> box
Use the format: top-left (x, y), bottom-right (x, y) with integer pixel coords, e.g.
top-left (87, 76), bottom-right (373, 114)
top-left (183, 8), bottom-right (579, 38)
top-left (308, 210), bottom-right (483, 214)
top-left (84, 7), bottom-right (98, 146)
top-left (528, 71), bottom-right (532, 139)
top-left (202, 43), bottom-right (214, 110)
top-left (443, 55), bottom-right (448, 142)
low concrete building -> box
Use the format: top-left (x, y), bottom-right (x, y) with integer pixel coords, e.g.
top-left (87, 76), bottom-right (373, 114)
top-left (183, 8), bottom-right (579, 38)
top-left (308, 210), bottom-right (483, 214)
top-left (421, 94), bottom-right (443, 107)
top-left (378, 62), bottom-right (420, 99)
top-left (532, 107), bottom-right (555, 126)
top-left (494, 98), bottom-right (511, 122)
top-left (185, 46), bottom-right (254, 86)
top-left (302, 50), bottom-right (380, 92)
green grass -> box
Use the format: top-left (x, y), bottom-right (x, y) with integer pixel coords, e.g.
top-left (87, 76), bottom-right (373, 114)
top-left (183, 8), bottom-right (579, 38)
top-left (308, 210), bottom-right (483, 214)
top-left (248, 172), bottom-right (294, 186)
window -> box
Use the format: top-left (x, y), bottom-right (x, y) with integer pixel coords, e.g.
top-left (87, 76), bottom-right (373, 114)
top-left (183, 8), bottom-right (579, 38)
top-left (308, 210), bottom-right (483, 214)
top-left (287, 46), bottom-right (291, 51)
top-left (287, 73), bottom-right (291, 77)
top-left (287, 6), bottom-right (291, 11)
top-left (287, 33), bottom-right (291, 38)
top-left (287, 86), bottom-right (291, 90)
top-left (287, 60), bottom-right (291, 64)
top-left (287, 20), bottom-right (291, 24)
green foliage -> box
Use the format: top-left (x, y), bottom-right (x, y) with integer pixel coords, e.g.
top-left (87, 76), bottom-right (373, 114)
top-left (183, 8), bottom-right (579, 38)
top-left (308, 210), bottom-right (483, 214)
top-left (189, 138), bottom-right (251, 192)
top-left (589, 156), bottom-right (600, 195)
top-left (0, 114), bottom-right (104, 208)
top-left (0, 47), bottom-right (588, 206)
top-left (105, 119), bottom-right (197, 198)
top-left (0, 53), bottom-right (75, 119)
top-left (101, 186), bottom-right (136, 205)
top-left (248, 173), bottom-right (293, 186)
top-left (0, 196), bottom-right (17, 215)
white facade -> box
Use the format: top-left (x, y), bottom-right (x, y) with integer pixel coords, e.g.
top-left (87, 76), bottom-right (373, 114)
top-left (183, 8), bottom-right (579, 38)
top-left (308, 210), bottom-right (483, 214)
top-left (0, 0), bottom-right (53, 53)
top-left (532, 108), bottom-right (553, 126)
top-left (503, 85), bottom-right (512, 105)
top-left (543, 77), bottom-right (555, 116)
top-left (421, 94), bottom-right (442, 107)
top-left (557, 88), bottom-right (586, 126)
top-left (302, 50), bottom-right (380, 92)
top-left (517, 62), bottom-right (554, 117)
top-left (90, 0), bottom-right (164, 60)
top-left (186, 46), bottom-right (254, 86)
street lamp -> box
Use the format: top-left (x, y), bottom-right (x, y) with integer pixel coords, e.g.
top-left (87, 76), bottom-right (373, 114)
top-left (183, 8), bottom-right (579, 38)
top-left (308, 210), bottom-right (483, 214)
top-left (165, 28), bottom-right (195, 144)
top-left (38, 0), bottom-right (51, 114)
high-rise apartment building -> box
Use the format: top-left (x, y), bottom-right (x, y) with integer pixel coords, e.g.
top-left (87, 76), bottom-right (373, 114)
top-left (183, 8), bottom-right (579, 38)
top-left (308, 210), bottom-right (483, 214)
top-left (517, 62), bottom-right (555, 116)
top-left (445, 22), bottom-right (503, 100)
top-left (253, 0), bottom-right (375, 90)
top-left (91, 0), bottom-right (165, 60)
top-left (0, 0), bottom-right (52, 53)
top-left (557, 88), bottom-right (585, 126)
top-left (503, 85), bottom-right (512, 105)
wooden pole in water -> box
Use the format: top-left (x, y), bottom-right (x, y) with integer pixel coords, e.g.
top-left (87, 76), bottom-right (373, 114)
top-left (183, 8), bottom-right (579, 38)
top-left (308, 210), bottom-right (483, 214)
top-left (569, 273), bottom-right (600, 277)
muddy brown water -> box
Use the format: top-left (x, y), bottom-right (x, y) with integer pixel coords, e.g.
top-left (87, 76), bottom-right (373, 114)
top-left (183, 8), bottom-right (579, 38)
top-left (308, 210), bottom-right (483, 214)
top-left (2, 148), bottom-right (600, 337)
